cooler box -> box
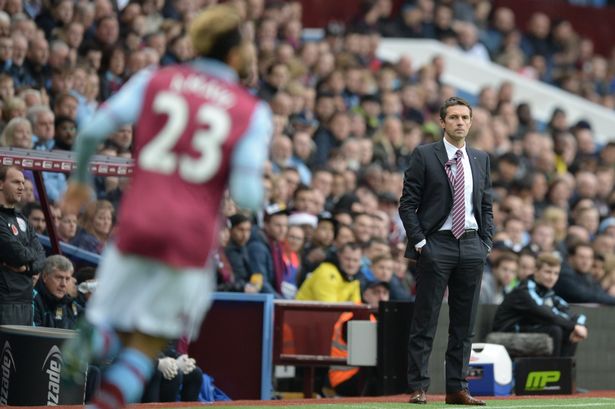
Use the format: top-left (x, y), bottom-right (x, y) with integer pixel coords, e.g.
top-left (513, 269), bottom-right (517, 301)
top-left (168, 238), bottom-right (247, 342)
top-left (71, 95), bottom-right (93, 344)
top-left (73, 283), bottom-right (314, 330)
top-left (514, 357), bottom-right (575, 395)
top-left (0, 325), bottom-right (86, 405)
top-left (467, 343), bottom-right (513, 396)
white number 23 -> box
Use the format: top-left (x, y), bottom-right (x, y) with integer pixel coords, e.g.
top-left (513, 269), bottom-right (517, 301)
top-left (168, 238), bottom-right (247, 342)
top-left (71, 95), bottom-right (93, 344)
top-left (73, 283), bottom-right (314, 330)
top-left (139, 91), bottom-right (230, 183)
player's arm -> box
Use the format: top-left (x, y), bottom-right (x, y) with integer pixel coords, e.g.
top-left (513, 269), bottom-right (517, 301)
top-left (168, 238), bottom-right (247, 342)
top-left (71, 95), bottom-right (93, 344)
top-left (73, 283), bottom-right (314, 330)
top-left (228, 101), bottom-right (273, 211)
top-left (64, 69), bottom-right (153, 214)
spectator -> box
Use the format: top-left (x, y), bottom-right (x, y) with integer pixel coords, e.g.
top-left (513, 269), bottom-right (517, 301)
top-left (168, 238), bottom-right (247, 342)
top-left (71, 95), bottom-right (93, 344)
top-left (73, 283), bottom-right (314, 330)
top-left (457, 22), bottom-right (490, 63)
top-left (352, 212), bottom-right (374, 246)
top-left (28, 105), bottom-right (68, 202)
top-left (53, 92), bottom-right (78, 121)
top-left (57, 212), bottom-right (77, 243)
top-left (281, 224), bottom-right (304, 298)
top-left (2, 96), bottom-right (27, 123)
top-left (32, 254), bottom-right (82, 328)
top-left (54, 115), bottom-right (77, 150)
top-left (300, 212), bottom-right (337, 284)
top-left (359, 237), bottom-right (390, 283)
top-left (8, 33), bottom-right (29, 88)
top-left (480, 251), bottom-right (519, 304)
top-left (493, 252), bottom-right (588, 357)
top-left (220, 213), bottom-right (257, 293)
top-left (525, 221), bottom-right (557, 254)
top-left (23, 35), bottom-right (51, 90)
top-left (518, 249), bottom-right (537, 280)
top-left (70, 200), bottom-right (114, 254)
top-left (480, 7), bottom-right (516, 57)
top-left (0, 117), bottom-right (33, 148)
top-left (370, 253), bottom-right (412, 301)
top-left (247, 204), bottom-right (289, 298)
top-left (0, 165), bottom-right (46, 325)
top-left (296, 242), bottom-right (363, 302)
top-left (22, 201), bottom-right (46, 234)
top-left (554, 242), bottom-right (615, 304)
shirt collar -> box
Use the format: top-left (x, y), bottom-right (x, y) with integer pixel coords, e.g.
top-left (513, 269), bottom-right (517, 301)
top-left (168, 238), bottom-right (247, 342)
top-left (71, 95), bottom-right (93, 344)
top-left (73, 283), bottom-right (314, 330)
top-left (442, 137), bottom-right (467, 160)
top-left (190, 58), bottom-right (238, 83)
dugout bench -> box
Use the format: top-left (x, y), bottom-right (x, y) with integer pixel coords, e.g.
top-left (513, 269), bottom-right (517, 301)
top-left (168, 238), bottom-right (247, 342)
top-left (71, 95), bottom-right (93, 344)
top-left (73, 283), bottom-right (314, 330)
top-left (272, 301), bottom-right (375, 398)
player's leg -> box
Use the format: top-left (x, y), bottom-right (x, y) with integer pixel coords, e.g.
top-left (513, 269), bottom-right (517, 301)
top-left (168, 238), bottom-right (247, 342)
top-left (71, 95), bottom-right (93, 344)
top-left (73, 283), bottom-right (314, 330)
top-left (89, 332), bottom-right (168, 409)
top-left (65, 245), bottom-right (214, 406)
top-left (62, 246), bottom-right (128, 384)
top-left (62, 319), bottom-right (122, 384)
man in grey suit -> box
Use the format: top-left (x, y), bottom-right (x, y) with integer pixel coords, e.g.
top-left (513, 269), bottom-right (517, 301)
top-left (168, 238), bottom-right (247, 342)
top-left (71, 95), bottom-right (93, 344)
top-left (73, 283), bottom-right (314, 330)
top-left (399, 97), bottom-right (494, 405)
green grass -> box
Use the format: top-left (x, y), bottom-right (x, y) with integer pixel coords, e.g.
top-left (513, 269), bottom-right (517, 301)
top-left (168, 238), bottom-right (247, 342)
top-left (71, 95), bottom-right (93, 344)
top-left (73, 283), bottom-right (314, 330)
top-left (203, 397), bottom-right (615, 409)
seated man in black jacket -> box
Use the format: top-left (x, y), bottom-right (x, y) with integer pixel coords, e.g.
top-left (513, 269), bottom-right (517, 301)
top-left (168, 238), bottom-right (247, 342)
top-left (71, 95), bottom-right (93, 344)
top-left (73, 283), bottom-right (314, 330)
top-left (33, 254), bottom-right (83, 328)
top-left (32, 254), bottom-right (100, 403)
top-left (493, 252), bottom-right (588, 357)
top-left (554, 242), bottom-right (615, 305)
top-left (219, 213), bottom-right (259, 293)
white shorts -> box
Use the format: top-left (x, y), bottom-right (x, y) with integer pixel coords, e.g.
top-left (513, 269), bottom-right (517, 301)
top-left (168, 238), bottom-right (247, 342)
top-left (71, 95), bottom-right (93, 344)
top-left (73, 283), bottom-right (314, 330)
top-left (86, 245), bottom-right (214, 341)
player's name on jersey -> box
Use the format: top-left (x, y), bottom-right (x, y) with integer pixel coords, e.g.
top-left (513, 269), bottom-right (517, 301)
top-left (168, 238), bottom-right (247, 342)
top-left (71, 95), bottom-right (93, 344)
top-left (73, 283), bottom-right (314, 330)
top-left (169, 73), bottom-right (236, 108)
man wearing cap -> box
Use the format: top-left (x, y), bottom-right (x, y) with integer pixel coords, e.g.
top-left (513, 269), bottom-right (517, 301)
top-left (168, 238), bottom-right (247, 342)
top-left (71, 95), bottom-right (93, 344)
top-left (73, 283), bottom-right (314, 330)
top-left (329, 280), bottom-right (389, 396)
top-left (399, 97), bottom-right (493, 405)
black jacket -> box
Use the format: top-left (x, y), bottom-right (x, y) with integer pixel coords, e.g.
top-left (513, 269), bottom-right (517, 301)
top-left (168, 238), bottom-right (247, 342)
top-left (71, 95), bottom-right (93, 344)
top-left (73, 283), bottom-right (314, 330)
top-left (493, 277), bottom-right (586, 333)
top-left (32, 279), bottom-right (83, 329)
top-left (222, 240), bottom-right (253, 291)
top-left (0, 206), bottom-right (46, 303)
top-left (553, 263), bottom-right (615, 305)
top-left (399, 141), bottom-right (494, 260)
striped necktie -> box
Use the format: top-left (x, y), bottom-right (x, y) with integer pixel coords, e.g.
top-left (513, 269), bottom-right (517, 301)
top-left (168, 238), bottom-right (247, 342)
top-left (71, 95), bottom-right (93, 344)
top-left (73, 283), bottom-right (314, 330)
top-left (445, 149), bottom-right (465, 239)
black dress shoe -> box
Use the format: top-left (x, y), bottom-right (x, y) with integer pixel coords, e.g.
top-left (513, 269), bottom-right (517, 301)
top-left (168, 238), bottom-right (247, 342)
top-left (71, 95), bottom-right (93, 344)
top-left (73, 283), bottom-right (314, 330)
top-left (408, 389), bottom-right (427, 404)
top-left (445, 389), bottom-right (486, 405)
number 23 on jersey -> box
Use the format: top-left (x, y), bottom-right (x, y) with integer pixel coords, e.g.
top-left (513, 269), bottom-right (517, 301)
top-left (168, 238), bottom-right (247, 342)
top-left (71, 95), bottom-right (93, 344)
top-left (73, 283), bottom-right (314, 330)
top-left (138, 91), bottom-right (231, 184)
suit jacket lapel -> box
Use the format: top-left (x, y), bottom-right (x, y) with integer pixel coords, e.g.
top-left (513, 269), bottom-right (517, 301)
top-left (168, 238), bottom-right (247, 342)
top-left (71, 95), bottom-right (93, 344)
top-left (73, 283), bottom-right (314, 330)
top-left (434, 141), bottom-right (453, 195)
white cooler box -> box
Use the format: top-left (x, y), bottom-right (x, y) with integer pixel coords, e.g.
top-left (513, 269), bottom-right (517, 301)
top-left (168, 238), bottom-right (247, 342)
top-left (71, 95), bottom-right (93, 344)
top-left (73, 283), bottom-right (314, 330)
top-left (467, 343), bottom-right (513, 396)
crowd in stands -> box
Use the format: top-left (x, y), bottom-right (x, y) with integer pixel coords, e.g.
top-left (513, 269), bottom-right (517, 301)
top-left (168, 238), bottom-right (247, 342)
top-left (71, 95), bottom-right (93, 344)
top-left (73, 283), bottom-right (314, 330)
top-left (1, 0), bottom-right (615, 347)
top-left (363, 0), bottom-right (615, 110)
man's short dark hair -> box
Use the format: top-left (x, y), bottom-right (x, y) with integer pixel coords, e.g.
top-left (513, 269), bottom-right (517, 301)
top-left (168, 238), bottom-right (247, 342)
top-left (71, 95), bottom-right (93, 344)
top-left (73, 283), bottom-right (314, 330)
top-left (340, 242), bottom-right (362, 253)
top-left (568, 241), bottom-right (593, 257)
top-left (439, 97), bottom-right (472, 120)
top-left (493, 251), bottom-right (519, 269)
top-left (22, 202), bottom-right (43, 218)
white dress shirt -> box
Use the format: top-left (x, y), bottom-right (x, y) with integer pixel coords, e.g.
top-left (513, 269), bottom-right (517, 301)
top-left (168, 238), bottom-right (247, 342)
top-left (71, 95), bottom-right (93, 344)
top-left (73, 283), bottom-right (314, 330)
top-left (415, 138), bottom-right (479, 250)
top-left (439, 137), bottom-right (479, 232)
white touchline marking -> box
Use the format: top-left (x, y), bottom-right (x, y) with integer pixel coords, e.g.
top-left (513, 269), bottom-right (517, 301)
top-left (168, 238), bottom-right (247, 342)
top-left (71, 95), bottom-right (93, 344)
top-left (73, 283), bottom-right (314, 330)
top-left (313, 400), bottom-right (615, 409)
top-left (446, 403), bottom-right (615, 409)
